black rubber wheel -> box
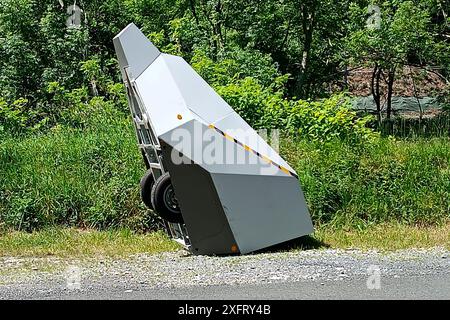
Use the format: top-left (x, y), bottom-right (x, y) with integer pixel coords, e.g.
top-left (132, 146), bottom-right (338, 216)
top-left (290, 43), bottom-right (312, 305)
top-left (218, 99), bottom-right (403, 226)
top-left (140, 169), bottom-right (155, 209)
top-left (151, 172), bottom-right (184, 223)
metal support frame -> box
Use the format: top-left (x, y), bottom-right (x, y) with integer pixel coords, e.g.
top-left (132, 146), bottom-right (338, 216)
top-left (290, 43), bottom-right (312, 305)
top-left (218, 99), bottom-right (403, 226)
top-left (123, 67), bottom-right (191, 249)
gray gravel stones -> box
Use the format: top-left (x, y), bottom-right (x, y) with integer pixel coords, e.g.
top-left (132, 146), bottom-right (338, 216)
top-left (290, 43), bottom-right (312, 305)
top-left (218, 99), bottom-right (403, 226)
top-left (0, 247), bottom-right (449, 299)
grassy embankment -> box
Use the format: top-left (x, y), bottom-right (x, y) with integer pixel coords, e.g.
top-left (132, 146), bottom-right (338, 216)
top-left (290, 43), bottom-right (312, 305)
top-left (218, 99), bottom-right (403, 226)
top-left (0, 223), bottom-right (448, 257)
top-left (0, 122), bottom-right (449, 256)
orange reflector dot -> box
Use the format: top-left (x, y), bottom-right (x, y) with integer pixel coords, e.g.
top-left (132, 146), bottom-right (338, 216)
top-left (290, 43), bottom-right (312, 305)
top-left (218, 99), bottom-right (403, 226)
top-left (177, 114), bottom-right (183, 120)
top-left (231, 245), bottom-right (238, 253)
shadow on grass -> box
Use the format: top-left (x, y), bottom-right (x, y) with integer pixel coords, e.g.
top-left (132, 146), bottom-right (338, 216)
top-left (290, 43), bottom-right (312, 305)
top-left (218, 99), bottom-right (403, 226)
top-left (181, 235), bottom-right (330, 257)
top-left (255, 235), bottom-right (330, 254)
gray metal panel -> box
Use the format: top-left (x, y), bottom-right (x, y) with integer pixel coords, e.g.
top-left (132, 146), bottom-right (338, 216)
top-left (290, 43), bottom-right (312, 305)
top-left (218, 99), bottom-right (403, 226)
top-left (134, 56), bottom-right (196, 136)
top-left (160, 120), bottom-right (286, 177)
top-left (161, 54), bottom-right (234, 124)
top-left (160, 141), bottom-right (238, 255)
top-left (113, 23), bottom-right (160, 80)
top-left (210, 173), bottom-right (313, 254)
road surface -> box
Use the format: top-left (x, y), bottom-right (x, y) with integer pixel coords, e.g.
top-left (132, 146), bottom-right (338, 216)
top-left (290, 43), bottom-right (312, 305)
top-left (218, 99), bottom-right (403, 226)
top-left (0, 248), bottom-right (448, 300)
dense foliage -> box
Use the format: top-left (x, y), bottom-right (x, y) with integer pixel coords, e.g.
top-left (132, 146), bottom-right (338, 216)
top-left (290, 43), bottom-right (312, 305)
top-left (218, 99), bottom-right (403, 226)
top-left (0, 0), bottom-right (448, 132)
top-left (0, 120), bottom-right (151, 232)
top-left (283, 137), bottom-right (450, 227)
top-left (1, 121), bottom-right (448, 231)
top-left (343, 1), bottom-right (449, 121)
top-left (0, 0), bottom-right (449, 231)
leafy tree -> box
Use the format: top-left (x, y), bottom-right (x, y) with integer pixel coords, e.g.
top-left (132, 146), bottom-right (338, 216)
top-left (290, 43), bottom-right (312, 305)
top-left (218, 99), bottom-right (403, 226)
top-left (343, 0), bottom-right (446, 122)
top-left (0, 0), bottom-right (448, 131)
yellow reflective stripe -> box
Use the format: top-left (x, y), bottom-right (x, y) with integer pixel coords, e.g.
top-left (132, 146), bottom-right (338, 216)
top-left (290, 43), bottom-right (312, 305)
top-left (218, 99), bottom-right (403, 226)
top-left (223, 133), bottom-right (235, 142)
top-left (208, 124), bottom-right (297, 178)
top-left (261, 154), bottom-right (272, 164)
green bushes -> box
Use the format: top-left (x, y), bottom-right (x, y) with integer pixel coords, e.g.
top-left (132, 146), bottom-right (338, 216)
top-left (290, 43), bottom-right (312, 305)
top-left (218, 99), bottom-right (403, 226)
top-left (274, 94), bottom-right (378, 143)
top-left (216, 77), bottom-right (282, 129)
top-left (191, 50), bottom-right (378, 143)
top-left (0, 98), bottom-right (30, 134)
top-left (1, 119), bottom-right (448, 231)
top-left (0, 78), bottom-right (128, 135)
top-left (0, 122), bottom-right (160, 232)
top-left (219, 84), bottom-right (378, 143)
top-left (0, 40), bottom-right (445, 232)
top-left (0, 49), bottom-right (444, 231)
top-left (283, 137), bottom-right (450, 228)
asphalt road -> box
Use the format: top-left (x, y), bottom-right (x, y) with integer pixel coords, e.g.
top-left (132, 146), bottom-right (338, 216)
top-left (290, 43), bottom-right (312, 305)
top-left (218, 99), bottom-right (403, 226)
top-left (22, 274), bottom-right (450, 300)
top-left (0, 248), bottom-right (449, 300)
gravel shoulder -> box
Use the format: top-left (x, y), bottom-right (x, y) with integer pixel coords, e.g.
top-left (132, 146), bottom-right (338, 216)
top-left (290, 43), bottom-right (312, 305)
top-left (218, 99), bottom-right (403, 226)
top-left (0, 247), bottom-right (449, 300)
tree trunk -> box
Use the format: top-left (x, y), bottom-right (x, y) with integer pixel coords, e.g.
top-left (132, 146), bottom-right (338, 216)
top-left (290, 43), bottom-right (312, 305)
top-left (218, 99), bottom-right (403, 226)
top-left (343, 65), bottom-right (348, 90)
top-left (90, 79), bottom-right (98, 97)
top-left (297, 2), bottom-right (315, 97)
top-left (371, 64), bottom-right (382, 125)
top-left (386, 68), bottom-right (395, 120)
top-left (409, 66), bottom-right (423, 121)
top-left (195, 0), bottom-right (220, 60)
top-left (189, 0), bottom-right (201, 26)
top-left (214, 0), bottom-right (225, 48)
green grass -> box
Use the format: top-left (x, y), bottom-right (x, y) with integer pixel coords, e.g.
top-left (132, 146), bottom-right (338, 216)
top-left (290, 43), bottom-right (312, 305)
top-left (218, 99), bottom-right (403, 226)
top-left (314, 222), bottom-right (450, 251)
top-left (283, 136), bottom-right (450, 227)
top-left (1, 120), bottom-right (449, 232)
top-left (0, 224), bottom-right (448, 258)
top-left (0, 228), bottom-right (180, 257)
top-left (0, 122), bottom-right (154, 231)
